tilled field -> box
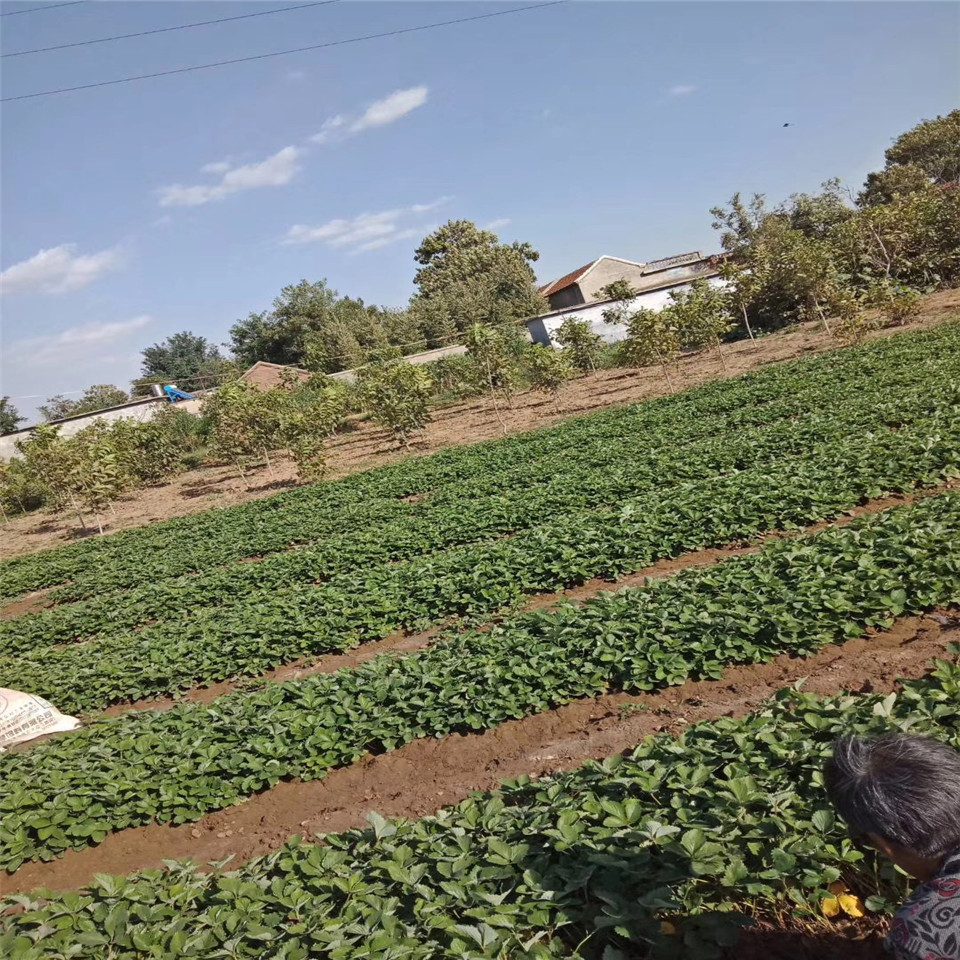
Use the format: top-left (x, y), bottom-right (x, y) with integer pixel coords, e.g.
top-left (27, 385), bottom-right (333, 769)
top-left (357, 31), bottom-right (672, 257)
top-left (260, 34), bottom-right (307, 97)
top-left (2, 323), bottom-right (960, 959)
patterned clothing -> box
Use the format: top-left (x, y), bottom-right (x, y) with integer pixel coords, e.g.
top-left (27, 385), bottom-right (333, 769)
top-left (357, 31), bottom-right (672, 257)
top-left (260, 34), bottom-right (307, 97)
top-left (887, 852), bottom-right (960, 960)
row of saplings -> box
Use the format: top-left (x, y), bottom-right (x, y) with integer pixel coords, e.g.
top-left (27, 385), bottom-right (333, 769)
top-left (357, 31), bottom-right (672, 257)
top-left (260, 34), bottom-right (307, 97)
top-left (0, 274), bottom-right (922, 534)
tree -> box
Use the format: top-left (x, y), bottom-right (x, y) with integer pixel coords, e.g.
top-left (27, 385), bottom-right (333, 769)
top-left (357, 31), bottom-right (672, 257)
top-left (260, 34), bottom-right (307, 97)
top-left (0, 397), bottom-right (24, 435)
top-left (717, 260), bottom-right (758, 340)
top-left (554, 316), bottom-right (604, 372)
top-left (524, 346), bottom-right (573, 413)
top-left (618, 307), bottom-right (682, 390)
top-left (137, 331), bottom-right (231, 395)
top-left (859, 110), bottom-right (960, 206)
top-left (412, 220), bottom-right (546, 332)
top-left (356, 361), bottom-right (433, 448)
top-left (465, 323), bottom-right (520, 432)
top-left (598, 279), bottom-right (640, 303)
top-left (39, 384), bottom-right (129, 422)
top-left (668, 280), bottom-right (737, 370)
top-left (202, 381), bottom-right (278, 485)
top-left (230, 280), bottom-right (430, 373)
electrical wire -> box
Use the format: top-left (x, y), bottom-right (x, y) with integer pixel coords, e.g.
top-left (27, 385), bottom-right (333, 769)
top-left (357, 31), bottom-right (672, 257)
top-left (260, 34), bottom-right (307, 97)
top-left (3, 1), bottom-right (340, 58)
top-left (1, 1), bottom-right (568, 102)
top-left (1, 1), bottom-right (84, 17)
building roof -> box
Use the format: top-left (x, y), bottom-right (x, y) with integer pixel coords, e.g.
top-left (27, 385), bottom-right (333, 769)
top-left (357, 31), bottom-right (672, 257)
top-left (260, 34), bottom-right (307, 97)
top-left (538, 255), bottom-right (649, 297)
top-left (538, 261), bottom-right (597, 297)
top-left (240, 361), bottom-right (312, 391)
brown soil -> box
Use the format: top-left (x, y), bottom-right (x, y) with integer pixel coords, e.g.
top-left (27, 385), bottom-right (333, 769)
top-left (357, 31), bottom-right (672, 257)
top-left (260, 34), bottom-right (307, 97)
top-left (0, 586), bottom-right (56, 621)
top-left (722, 915), bottom-right (889, 960)
top-left (7, 613), bottom-right (956, 895)
top-left (92, 484), bottom-right (947, 718)
top-left (2, 291), bottom-right (957, 561)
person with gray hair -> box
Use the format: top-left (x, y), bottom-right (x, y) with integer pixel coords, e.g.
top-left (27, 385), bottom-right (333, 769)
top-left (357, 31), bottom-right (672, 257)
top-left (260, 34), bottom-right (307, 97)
top-left (825, 732), bottom-right (960, 959)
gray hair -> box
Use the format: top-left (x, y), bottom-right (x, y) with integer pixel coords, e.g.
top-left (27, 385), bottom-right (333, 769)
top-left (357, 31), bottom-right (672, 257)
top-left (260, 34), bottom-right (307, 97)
top-left (824, 733), bottom-right (960, 860)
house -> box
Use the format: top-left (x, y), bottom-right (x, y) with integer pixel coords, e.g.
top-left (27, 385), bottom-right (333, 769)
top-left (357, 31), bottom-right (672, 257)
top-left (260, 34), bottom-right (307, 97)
top-left (527, 251), bottom-right (726, 348)
top-left (239, 361), bottom-right (313, 391)
top-left (538, 251), bottom-right (723, 311)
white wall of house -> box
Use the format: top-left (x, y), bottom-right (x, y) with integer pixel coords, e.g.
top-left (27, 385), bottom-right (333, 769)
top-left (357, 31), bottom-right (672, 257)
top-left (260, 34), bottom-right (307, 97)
top-left (526, 276), bottom-right (728, 347)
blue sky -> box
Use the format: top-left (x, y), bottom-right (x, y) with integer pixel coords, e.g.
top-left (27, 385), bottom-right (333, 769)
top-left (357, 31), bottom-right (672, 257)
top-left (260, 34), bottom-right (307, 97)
top-left (1, 1), bottom-right (957, 421)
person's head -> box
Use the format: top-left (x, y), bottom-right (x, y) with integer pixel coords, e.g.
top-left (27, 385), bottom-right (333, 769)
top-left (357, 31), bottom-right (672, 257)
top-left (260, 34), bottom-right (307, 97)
top-left (824, 732), bottom-right (960, 881)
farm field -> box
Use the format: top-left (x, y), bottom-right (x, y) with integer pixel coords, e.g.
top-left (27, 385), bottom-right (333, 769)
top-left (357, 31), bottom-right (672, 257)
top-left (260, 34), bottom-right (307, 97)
top-left (2, 287), bottom-right (957, 561)
top-left (2, 322), bottom-right (960, 959)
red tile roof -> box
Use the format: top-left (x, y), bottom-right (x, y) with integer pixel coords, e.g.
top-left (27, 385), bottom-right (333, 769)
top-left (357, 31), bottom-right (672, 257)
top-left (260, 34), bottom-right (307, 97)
top-left (538, 260), bottom-right (597, 297)
top-left (240, 361), bottom-right (312, 391)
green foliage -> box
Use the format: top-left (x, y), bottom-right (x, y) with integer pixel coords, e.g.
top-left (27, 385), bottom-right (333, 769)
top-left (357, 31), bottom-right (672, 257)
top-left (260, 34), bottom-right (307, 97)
top-left (7, 657), bottom-right (957, 958)
top-left (0, 396), bottom-right (25, 435)
top-left (357, 360), bottom-right (434, 447)
top-left (1, 322), bottom-right (955, 606)
top-left (2, 325), bottom-right (958, 709)
top-left (599, 278), bottom-right (641, 302)
top-left (865, 280), bottom-right (923, 327)
top-left (554, 315), bottom-right (604, 372)
top-left (859, 109), bottom-right (960, 206)
top-left (524, 346), bottom-right (572, 411)
top-left (0, 493), bottom-right (957, 872)
top-left (229, 279), bottom-right (430, 373)
top-left (618, 307), bottom-right (683, 386)
top-left (712, 115), bottom-right (960, 335)
top-left (412, 220), bottom-right (547, 332)
top-left (667, 279), bottom-right (737, 366)
top-left (38, 384), bottom-right (129, 423)
top-left (136, 331), bottom-right (231, 395)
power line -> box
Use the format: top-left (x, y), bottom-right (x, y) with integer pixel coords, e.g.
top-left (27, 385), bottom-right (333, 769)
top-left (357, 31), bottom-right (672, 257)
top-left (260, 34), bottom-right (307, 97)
top-left (1, 1), bottom-right (568, 102)
top-left (1, 1), bottom-right (84, 17)
top-left (3, 1), bottom-right (341, 58)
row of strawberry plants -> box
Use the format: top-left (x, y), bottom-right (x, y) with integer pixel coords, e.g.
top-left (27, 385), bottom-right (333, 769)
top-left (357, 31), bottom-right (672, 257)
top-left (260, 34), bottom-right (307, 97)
top-left (6, 371), bottom-right (948, 654)
top-left (2, 492), bottom-right (957, 871)
top-left (4, 322), bottom-right (955, 603)
top-left (5, 406), bottom-right (957, 712)
top-left (5, 661), bottom-right (957, 960)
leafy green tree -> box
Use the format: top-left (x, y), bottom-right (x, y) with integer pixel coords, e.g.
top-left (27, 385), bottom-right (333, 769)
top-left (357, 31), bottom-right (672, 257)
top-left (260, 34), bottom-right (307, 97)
top-left (618, 307), bottom-right (683, 390)
top-left (412, 220), bottom-right (546, 332)
top-left (524, 346), bottom-right (573, 413)
top-left (465, 322), bottom-right (521, 432)
top-left (202, 381), bottom-right (276, 485)
top-left (859, 110), bottom-right (960, 206)
top-left (717, 260), bottom-right (758, 340)
top-left (137, 331), bottom-right (231, 395)
top-left (230, 280), bottom-right (429, 373)
top-left (554, 316), bottom-right (604, 372)
top-left (0, 396), bottom-right (24, 435)
top-left (39, 384), bottom-right (129, 422)
top-left (668, 280), bottom-right (737, 370)
top-left (356, 361), bottom-right (433, 448)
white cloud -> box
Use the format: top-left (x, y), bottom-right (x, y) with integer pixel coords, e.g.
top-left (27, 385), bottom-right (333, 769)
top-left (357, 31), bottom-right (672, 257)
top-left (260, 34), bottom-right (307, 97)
top-left (350, 86), bottom-right (428, 132)
top-left (310, 86), bottom-right (428, 144)
top-left (0, 244), bottom-right (123, 295)
top-left (310, 115), bottom-right (346, 144)
top-left (484, 218), bottom-right (512, 231)
top-left (283, 197), bottom-right (449, 253)
top-left (5, 316), bottom-right (152, 366)
top-left (286, 69), bottom-right (306, 82)
top-left (669, 84), bottom-right (697, 96)
top-left (201, 160), bottom-right (232, 174)
top-left (158, 146), bottom-right (302, 207)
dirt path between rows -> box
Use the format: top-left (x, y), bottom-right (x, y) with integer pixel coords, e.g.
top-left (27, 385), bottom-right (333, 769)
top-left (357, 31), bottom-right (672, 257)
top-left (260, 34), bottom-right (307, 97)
top-left (3, 293), bottom-right (957, 561)
top-left (7, 612), bottom-right (956, 895)
top-left (94, 485), bottom-right (948, 717)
